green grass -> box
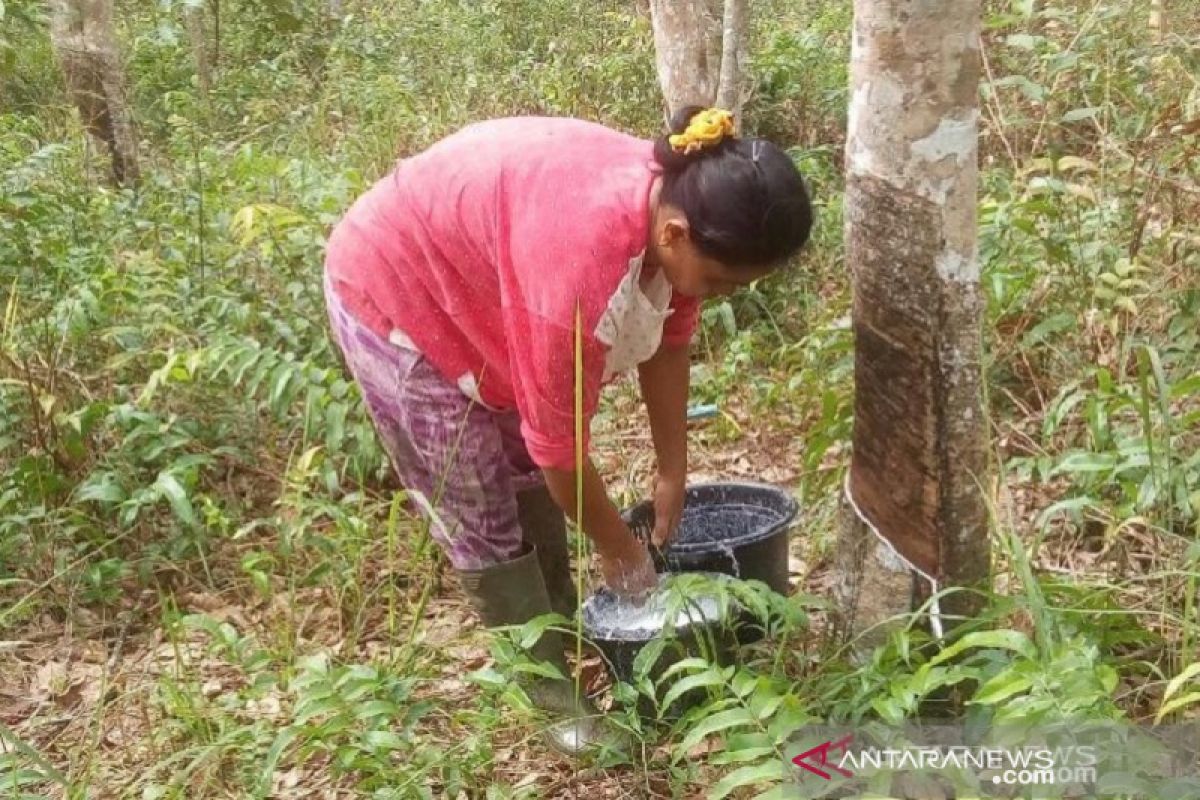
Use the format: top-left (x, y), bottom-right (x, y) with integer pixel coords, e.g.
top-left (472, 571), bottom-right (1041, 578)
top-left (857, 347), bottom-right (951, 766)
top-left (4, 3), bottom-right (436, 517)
top-left (1, 0), bottom-right (1199, 796)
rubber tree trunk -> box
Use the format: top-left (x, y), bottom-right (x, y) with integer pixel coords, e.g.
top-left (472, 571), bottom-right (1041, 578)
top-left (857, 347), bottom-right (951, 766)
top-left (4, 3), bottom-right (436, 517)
top-left (648, 0), bottom-right (746, 122)
top-left (835, 0), bottom-right (991, 646)
top-left (713, 0), bottom-right (748, 118)
top-left (49, 0), bottom-right (139, 186)
top-left (1149, 0), bottom-right (1166, 42)
top-left (184, 0), bottom-right (211, 100)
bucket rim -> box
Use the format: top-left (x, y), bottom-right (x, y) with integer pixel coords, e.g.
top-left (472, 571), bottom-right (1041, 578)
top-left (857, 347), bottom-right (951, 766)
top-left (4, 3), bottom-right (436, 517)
top-left (623, 480), bottom-right (799, 553)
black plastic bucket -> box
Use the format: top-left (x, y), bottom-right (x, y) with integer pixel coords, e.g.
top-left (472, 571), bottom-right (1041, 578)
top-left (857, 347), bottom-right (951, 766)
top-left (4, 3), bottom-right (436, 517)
top-left (581, 573), bottom-right (738, 720)
top-left (622, 481), bottom-right (798, 595)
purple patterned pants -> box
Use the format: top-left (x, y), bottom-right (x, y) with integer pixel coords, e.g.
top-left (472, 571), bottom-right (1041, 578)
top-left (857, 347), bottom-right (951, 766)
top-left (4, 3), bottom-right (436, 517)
top-left (324, 275), bottom-right (542, 570)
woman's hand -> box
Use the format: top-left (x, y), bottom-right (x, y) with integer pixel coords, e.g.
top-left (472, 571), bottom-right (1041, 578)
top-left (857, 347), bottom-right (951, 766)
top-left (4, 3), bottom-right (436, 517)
top-left (650, 471), bottom-right (686, 548)
top-left (597, 532), bottom-right (658, 601)
top-left (541, 460), bottom-right (658, 601)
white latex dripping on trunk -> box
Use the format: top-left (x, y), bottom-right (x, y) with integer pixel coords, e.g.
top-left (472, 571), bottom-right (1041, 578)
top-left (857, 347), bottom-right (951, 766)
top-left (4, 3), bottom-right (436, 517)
top-left (843, 472), bottom-right (945, 641)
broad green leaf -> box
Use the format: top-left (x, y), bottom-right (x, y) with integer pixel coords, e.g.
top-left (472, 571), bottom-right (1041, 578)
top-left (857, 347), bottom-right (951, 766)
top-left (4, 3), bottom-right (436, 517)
top-left (466, 667), bottom-right (507, 688)
top-left (1049, 452), bottom-right (1118, 476)
top-left (1035, 496), bottom-right (1097, 531)
top-left (1140, 346), bottom-right (1172, 425)
top-left (1169, 375), bottom-right (1200, 400)
top-left (510, 660), bottom-right (566, 681)
top-left (731, 670), bottom-right (761, 700)
top-left (750, 690), bottom-right (785, 721)
top-left (711, 745), bottom-right (777, 766)
top-left (1162, 663), bottom-right (1200, 703)
top-left (293, 696), bottom-right (342, 724)
top-left (0, 769), bottom-right (52, 788)
top-left (232, 205), bottom-right (258, 247)
top-left (661, 667), bottom-right (727, 711)
top-left (658, 657), bottom-right (716, 682)
top-left (362, 730), bottom-right (406, 750)
top-left (1156, 692), bottom-right (1200, 721)
top-left (254, 726), bottom-right (300, 800)
top-left (971, 672), bottom-right (1034, 705)
top-left (76, 473), bottom-right (126, 505)
top-left (401, 699), bottom-right (434, 728)
top-left (0, 720), bottom-right (67, 786)
top-left (268, 362), bottom-right (295, 414)
top-left (326, 402), bottom-right (347, 451)
top-left (154, 471), bottom-right (197, 527)
top-left (718, 301), bottom-right (736, 337)
top-left (632, 636), bottom-right (668, 681)
top-left (1099, 664), bottom-right (1119, 695)
top-left (1113, 258), bottom-right (1138, 278)
top-left (1185, 540), bottom-right (1200, 564)
top-left (677, 707), bottom-right (757, 757)
top-left (516, 614), bottom-right (559, 650)
top-left (1115, 296), bottom-right (1138, 315)
top-left (989, 74), bottom-right (1046, 102)
top-left (929, 630), bottom-right (1037, 668)
top-left (353, 700), bottom-right (399, 721)
top-left (1023, 312), bottom-right (1076, 347)
top-left (709, 760), bottom-right (784, 800)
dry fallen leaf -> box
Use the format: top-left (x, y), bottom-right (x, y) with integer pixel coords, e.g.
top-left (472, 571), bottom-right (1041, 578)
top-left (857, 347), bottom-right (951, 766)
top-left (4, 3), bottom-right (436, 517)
top-left (32, 660), bottom-right (71, 700)
top-left (273, 767), bottom-right (303, 792)
top-left (687, 737), bottom-right (724, 759)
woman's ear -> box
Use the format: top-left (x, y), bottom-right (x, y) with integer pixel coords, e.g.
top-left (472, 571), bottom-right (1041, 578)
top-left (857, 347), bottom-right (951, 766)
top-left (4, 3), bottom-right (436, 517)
top-left (658, 217), bottom-right (689, 248)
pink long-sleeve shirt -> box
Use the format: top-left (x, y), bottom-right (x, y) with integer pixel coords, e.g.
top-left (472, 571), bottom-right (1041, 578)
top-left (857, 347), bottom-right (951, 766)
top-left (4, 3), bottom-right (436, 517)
top-left (324, 117), bottom-right (700, 469)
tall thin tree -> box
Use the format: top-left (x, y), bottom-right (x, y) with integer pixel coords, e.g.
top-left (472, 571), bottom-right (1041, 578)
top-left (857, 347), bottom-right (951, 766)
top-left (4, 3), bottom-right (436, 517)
top-left (648, 0), bottom-right (748, 121)
top-left (49, 0), bottom-right (139, 185)
top-left (1150, 0), bottom-right (1166, 42)
top-left (835, 0), bottom-right (991, 644)
top-left (184, 0), bottom-right (212, 101)
top-left (714, 0), bottom-right (748, 115)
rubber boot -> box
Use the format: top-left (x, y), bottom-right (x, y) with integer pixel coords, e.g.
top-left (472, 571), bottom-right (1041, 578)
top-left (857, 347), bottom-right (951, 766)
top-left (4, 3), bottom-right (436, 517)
top-left (458, 546), bottom-right (627, 758)
top-left (516, 485), bottom-right (578, 618)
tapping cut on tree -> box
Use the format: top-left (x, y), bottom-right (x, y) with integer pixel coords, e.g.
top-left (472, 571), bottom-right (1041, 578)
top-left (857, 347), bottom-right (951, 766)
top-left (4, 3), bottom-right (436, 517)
top-left (835, 0), bottom-right (991, 644)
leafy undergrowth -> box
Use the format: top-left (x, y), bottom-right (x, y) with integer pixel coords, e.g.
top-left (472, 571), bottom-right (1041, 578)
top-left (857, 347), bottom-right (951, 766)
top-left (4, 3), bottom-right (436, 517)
top-left (2, 0), bottom-right (1199, 797)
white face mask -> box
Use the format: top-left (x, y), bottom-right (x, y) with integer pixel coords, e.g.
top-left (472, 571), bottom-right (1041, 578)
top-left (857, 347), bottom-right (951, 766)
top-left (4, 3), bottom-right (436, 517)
top-left (594, 253), bottom-right (674, 381)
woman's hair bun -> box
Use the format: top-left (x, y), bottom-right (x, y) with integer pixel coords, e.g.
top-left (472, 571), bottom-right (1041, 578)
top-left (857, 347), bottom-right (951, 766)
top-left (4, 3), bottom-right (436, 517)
top-left (650, 104), bottom-right (813, 270)
top-left (652, 104), bottom-right (735, 172)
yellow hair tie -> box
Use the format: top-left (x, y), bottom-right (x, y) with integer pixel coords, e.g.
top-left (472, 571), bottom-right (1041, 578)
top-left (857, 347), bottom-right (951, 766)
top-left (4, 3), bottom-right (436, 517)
top-left (668, 108), bottom-right (735, 155)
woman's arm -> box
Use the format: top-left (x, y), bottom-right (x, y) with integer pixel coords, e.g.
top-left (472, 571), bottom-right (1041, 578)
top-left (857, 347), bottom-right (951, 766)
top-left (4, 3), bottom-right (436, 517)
top-left (637, 341), bottom-right (691, 546)
top-left (542, 459), bottom-right (657, 598)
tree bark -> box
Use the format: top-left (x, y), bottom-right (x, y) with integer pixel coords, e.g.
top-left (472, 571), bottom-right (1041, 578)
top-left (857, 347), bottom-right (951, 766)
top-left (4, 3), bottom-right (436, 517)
top-left (1149, 0), bottom-right (1166, 42)
top-left (184, 1), bottom-right (211, 100)
top-left (714, 0), bottom-right (748, 122)
top-left (836, 0), bottom-right (990, 642)
top-left (834, 492), bottom-right (925, 650)
top-left (648, 0), bottom-right (749, 121)
top-left (649, 0), bottom-right (720, 117)
top-left (49, 0), bottom-right (139, 186)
